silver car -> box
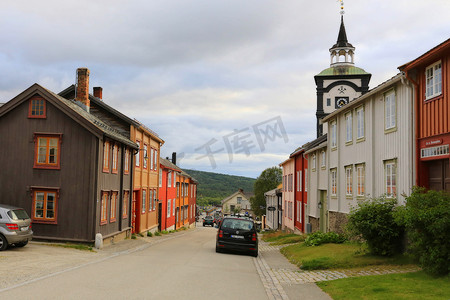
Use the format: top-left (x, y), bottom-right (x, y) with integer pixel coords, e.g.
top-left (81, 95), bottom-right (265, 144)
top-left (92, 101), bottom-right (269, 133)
top-left (0, 204), bottom-right (33, 250)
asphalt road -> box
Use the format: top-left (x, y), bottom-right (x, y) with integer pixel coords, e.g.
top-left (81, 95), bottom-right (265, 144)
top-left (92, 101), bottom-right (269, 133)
top-left (0, 225), bottom-right (268, 300)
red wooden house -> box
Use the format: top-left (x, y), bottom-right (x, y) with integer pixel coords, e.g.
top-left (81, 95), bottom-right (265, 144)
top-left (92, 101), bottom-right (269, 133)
top-left (399, 39), bottom-right (450, 191)
top-left (159, 157), bottom-right (181, 231)
top-left (290, 147), bottom-right (307, 233)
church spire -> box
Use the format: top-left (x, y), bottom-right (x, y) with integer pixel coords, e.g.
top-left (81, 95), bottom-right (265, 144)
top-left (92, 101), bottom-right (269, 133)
top-left (329, 3), bottom-right (355, 67)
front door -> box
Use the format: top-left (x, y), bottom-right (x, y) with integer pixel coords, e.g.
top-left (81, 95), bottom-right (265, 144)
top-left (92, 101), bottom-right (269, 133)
top-left (132, 190), bottom-right (140, 234)
top-left (319, 190), bottom-right (328, 232)
top-left (428, 159), bottom-right (450, 192)
top-left (158, 203), bottom-right (162, 231)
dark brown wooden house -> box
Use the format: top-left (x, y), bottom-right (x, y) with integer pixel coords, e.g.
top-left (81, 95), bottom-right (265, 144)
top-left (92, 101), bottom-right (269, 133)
top-left (0, 68), bottom-right (138, 243)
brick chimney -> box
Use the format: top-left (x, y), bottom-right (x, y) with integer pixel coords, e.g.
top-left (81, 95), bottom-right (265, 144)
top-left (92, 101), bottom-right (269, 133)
top-left (93, 87), bottom-right (103, 100)
top-left (172, 152), bottom-right (177, 165)
top-left (76, 68), bottom-right (90, 111)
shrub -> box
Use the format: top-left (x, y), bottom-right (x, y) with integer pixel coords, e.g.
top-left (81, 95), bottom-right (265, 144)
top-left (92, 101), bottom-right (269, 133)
top-left (161, 230), bottom-right (169, 234)
top-left (147, 231), bottom-right (153, 237)
top-left (304, 231), bottom-right (347, 246)
top-left (154, 231), bottom-right (161, 236)
top-left (347, 197), bottom-right (404, 256)
top-left (397, 187), bottom-right (450, 276)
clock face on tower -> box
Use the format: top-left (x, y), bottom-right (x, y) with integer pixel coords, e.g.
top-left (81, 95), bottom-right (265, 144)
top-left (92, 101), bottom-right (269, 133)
top-left (335, 97), bottom-right (349, 108)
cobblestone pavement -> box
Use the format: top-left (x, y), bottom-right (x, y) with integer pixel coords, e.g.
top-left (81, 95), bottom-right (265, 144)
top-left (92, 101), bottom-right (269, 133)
top-left (254, 240), bottom-right (421, 300)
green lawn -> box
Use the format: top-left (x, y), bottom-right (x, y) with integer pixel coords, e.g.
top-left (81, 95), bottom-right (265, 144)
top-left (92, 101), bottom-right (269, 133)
top-left (317, 271), bottom-right (450, 300)
top-left (262, 232), bottom-right (306, 245)
top-left (281, 242), bottom-right (413, 270)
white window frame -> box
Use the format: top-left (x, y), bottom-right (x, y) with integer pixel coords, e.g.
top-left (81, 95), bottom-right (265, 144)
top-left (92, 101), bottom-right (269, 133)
top-left (143, 144), bottom-right (148, 169)
top-left (172, 199), bottom-right (176, 216)
top-left (299, 171), bottom-right (302, 191)
top-left (312, 154), bottom-right (316, 171)
top-left (356, 164), bottom-right (365, 197)
top-left (168, 171), bottom-right (172, 187)
top-left (331, 121), bottom-right (337, 148)
top-left (135, 141), bottom-right (140, 167)
top-left (345, 112), bottom-right (353, 143)
top-left (304, 169), bottom-right (308, 192)
top-left (321, 150), bottom-right (326, 168)
top-left (385, 91), bottom-right (396, 130)
top-left (345, 166), bottom-right (353, 196)
top-left (159, 169), bottom-right (162, 187)
top-left (167, 199), bottom-right (171, 218)
top-left (356, 107), bottom-right (364, 139)
top-left (385, 161), bottom-right (397, 198)
top-left (426, 61), bottom-right (442, 100)
top-left (331, 169), bottom-right (337, 196)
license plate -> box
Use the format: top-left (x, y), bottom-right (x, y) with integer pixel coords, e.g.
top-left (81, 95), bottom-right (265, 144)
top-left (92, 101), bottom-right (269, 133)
top-left (231, 235), bottom-right (244, 239)
top-left (21, 226), bottom-right (29, 231)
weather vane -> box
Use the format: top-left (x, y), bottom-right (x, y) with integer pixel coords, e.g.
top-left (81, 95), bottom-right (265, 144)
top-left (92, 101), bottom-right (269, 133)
top-left (339, 0), bottom-right (345, 15)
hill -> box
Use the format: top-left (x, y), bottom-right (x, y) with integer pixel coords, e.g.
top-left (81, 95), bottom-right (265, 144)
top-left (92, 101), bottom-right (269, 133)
top-left (183, 169), bottom-right (256, 206)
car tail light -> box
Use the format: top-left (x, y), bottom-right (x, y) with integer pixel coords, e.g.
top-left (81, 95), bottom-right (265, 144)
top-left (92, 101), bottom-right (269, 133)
top-left (252, 233), bottom-right (257, 241)
top-left (218, 230), bottom-right (223, 238)
top-left (6, 223), bottom-right (19, 230)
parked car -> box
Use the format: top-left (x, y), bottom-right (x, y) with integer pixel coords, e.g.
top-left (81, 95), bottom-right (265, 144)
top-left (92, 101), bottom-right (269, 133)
top-left (0, 204), bottom-right (33, 250)
top-left (203, 215), bottom-right (214, 227)
top-left (216, 216), bottom-right (258, 257)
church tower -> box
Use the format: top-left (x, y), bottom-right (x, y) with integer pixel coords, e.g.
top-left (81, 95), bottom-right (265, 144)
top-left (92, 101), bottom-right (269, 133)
top-left (314, 12), bottom-right (371, 137)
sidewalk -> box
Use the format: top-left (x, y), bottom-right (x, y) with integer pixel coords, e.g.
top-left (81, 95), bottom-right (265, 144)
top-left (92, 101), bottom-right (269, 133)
top-left (254, 240), bottom-right (420, 300)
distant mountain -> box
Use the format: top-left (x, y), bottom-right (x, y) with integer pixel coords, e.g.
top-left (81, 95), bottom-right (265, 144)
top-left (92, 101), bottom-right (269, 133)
top-left (183, 169), bottom-right (256, 206)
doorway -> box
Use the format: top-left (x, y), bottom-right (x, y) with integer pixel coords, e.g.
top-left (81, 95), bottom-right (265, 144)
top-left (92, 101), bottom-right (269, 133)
top-left (319, 190), bottom-right (328, 232)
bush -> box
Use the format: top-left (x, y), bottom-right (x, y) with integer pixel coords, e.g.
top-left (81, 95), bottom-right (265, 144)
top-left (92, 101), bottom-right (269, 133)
top-left (347, 197), bottom-right (404, 256)
top-left (397, 187), bottom-right (450, 276)
top-left (147, 231), bottom-right (153, 237)
top-left (304, 231), bottom-right (347, 246)
top-left (154, 231), bottom-right (161, 236)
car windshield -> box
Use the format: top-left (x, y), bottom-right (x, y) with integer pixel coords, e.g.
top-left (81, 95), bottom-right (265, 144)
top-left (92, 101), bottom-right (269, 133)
top-left (205, 216), bottom-right (213, 220)
top-left (7, 209), bottom-right (30, 220)
top-left (221, 219), bottom-right (253, 231)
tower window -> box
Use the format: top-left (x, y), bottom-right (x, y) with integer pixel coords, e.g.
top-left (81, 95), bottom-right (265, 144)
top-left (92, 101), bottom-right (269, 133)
top-left (327, 98), bottom-right (331, 106)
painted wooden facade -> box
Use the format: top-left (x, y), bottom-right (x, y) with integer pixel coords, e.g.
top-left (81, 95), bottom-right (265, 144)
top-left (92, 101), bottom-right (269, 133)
top-left (264, 186), bottom-right (282, 230)
top-left (290, 148), bottom-right (307, 233)
top-left (280, 157), bottom-right (295, 231)
top-left (221, 189), bottom-right (253, 216)
top-left (399, 39), bottom-right (450, 191)
top-left (159, 158), bottom-right (181, 231)
top-left (0, 69), bottom-right (137, 243)
top-left (131, 121), bottom-right (164, 234)
top-left (322, 74), bottom-right (415, 232)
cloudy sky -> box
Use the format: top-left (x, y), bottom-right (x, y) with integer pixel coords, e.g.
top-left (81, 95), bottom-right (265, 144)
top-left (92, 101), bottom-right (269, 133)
top-left (1, 1), bottom-right (449, 178)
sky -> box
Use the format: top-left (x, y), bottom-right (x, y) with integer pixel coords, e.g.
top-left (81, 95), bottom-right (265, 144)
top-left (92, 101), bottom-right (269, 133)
top-left (1, 1), bottom-right (449, 178)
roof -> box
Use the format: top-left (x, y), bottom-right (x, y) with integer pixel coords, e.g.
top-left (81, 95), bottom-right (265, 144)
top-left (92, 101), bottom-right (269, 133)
top-left (221, 190), bottom-right (253, 205)
top-left (160, 157), bottom-right (182, 172)
top-left (331, 16), bottom-right (353, 49)
top-left (399, 38), bottom-right (450, 71)
top-left (316, 65), bottom-right (370, 76)
top-left (1, 83), bottom-right (138, 149)
top-left (322, 73), bottom-right (403, 123)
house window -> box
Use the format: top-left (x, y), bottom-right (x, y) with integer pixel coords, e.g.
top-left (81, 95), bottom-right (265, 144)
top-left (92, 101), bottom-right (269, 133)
top-left (237, 197), bottom-right (242, 204)
top-left (385, 91), bottom-right (396, 130)
top-left (331, 169), bottom-right (337, 196)
top-left (143, 144), bottom-right (148, 169)
top-left (102, 141), bottom-right (110, 172)
top-left (149, 190), bottom-right (153, 211)
top-left (327, 98), bottom-right (331, 106)
top-left (174, 173), bottom-right (177, 187)
top-left (299, 171), bottom-right (302, 191)
top-left (34, 134), bottom-right (61, 169)
top-left (28, 97), bottom-right (46, 118)
top-left (153, 149), bottom-right (158, 170)
top-left (123, 191), bottom-right (129, 218)
top-left (331, 121), bottom-right (337, 148)
top-left (385, 160), bottom-right (397, 198)
top-left (296, 171), bottom-right (300, 192)
top-left (345, 113), bottom-right (352, 143)
top-left (159, 169), bottom-right (163, 187)
top-left (345, 166), bottom-right (353, 196)
top-left (136, 141), bottom-right (141, 167)
top-left (112, 144), bottom-right (118, 174)
top-left (101, 191), bottom-right (109, 225)
top-left (356, 107), bottom-right (364, 140)
top-left (32, 189), bottom-right (58, 223)
top-left (168, 171), bottom-right (172, 187)
top-left (304, 169), bottom-right (308, 192)
top-left (172, 199), bottom-right (176, 216)
top-left (321, 151), bottom-right (326, 168)
top-left (312, 154), bottom-right (316, 171)
top-left (142, 189), bottom-right (147, 213)
top-left (356, 164), bottom-right (365, 197)
top-left (426, 61), bottom-right (442, 100)
top-left (124, 148), bottom-right (130, 174)
top-left (167, 199), bottom-right (171, 218)
top-left (177, 183), bottom-right (179, 197)
top-left (110, 192), bottom-right (117, 222)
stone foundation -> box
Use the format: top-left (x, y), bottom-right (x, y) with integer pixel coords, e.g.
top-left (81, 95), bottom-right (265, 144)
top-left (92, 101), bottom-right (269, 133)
top-left (102, 228), bottom-right (131, 247)
top-left (308, 216), bottom-right (320, 233)
top-left (328, 211), bottom-right (348, 234)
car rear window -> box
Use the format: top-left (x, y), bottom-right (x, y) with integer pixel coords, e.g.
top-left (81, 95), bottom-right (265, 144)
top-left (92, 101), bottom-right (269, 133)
top-left (205, 216), bottom-right (213, 220)
top-left (221, 219), bottom-right (254, 231)
top-left (7, 209), bottom-right (30, 220)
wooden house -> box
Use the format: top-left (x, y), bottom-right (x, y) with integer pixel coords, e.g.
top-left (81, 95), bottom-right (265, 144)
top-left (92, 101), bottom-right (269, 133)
top-left (159, 157), bottom-right (181, 231)
top-left (280, 157), bottom-right (295, 232)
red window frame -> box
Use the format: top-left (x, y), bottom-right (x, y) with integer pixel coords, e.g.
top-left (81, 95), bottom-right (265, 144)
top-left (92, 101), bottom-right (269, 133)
top-left (110, 191), bottom-right (118, 222)
top-left (103, 141), bottom-right (110, 173)
top-left (34, 133), bottom-right (62, 170)
top-left (100, 191), bottom-right (109, 225)
top-left (31, 187), bottom-right (59, 224)
top-left (123, 190), bottom-right (129, 218)
top-left (142, 189), bottom-right (147, 214)
top-left (28, 96), bottom-right (46, 119)
top-left (143, 144), bottom-right (148, 169)
top-left (124, 149), bottom-right (130, 174)
top-left (136, 140), bottom-right (141, 168)
top-left (112, 144), bottom-right (118, 174)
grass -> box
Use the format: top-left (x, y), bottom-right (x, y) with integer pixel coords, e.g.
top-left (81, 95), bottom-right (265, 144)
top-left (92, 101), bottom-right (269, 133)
top-left (262, 231), bottom-right (306, 245)
top-left (281, 242), bottom-right (414, 270)
top-left (317, 271), bottom-right (450, 300)
top-left (46, 243), bottom-right (94, 252)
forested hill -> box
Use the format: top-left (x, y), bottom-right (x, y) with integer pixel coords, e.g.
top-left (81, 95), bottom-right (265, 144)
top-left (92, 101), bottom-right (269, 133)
top-left (183, 169), bottom-right (256, 206)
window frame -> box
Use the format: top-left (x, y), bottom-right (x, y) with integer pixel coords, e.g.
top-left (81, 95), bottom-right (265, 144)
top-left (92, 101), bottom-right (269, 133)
top-left (345, 112), bottom-right (353, 144)
top-left (425, 60), bottom-right (442, 100)
top-left (124, 148), bottom-right (130, 174)
top-left (356, 106), bottom-right (365, 141)
top-left (31, 187), bottom-right (59, 224)
top-left (330, 168), bottom-right (337, 196)
top-left (100, 191), bottom-right (109, 225)
top-left (142, 189), bottom-right (147, 214)
top-left (312, 154), bottom-right (316, 171)
top-left (112, 144), bottom-right (118, 174)
top-left (384, 90), bottom-right (397, 132)
top-left (304, 169), bottom-right (308, 192)
top-left (28, 96), bottom-right (46, 119)
top-left (110, 191), bottom-right (118, 222)
top-left (345, 165), bottom-right (353, 197)
top-left (321, 150), bottom-right (326, 169)
top-left (385, 160), bottom-right (397, 198)
top-left (123, 190), bottom-right (129, 219)
top-left (34, 133), bottom-right (62, 170)
top-left (135, 140), bottom-right (141, 167)
top-left (331, 120), bottom-right (337, 149)
top-left (143, 144), bottom-right (148, 169)
top-left (356, 164), bottom-right (365, 198)
top-left (103, 141), bottom-right (110, 173)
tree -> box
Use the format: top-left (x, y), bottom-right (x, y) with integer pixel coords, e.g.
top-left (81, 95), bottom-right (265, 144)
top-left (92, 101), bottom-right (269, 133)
top-left (250, 166), bottom-right (282, 217)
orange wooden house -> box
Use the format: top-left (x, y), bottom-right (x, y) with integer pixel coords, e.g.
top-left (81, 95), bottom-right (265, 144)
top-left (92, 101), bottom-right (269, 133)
top-left (399, 38), bottom-right (450, 191)
top-left (131, 121), bottom-right (164, 234)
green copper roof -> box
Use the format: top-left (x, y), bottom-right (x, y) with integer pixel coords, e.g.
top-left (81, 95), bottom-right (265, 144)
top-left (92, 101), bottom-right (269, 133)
top-left (316, 65), bottom-right (370, 76)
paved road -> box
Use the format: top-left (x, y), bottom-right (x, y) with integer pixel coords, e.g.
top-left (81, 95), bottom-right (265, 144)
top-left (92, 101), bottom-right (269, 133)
top-left (0, 225), bottom-right (268, 300)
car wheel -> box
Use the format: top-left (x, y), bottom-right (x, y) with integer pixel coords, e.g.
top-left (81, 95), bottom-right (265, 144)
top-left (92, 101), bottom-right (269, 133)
top-left (203, 224), bottom-right (205, 227)
top-left (251, 249), bottom-right (258, 257)
top-left (0, 234), bottom-right (8, 251)
top-left (215, 246), bottom-right (221, 253)
top-left (16, 241), bottom-right (28, 247)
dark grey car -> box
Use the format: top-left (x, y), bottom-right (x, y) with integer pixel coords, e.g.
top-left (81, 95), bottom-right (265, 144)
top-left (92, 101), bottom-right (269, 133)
top-left (0, 204), bottom-right (33, 250)
top-left (216, 217), bottom-right (258, 257)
